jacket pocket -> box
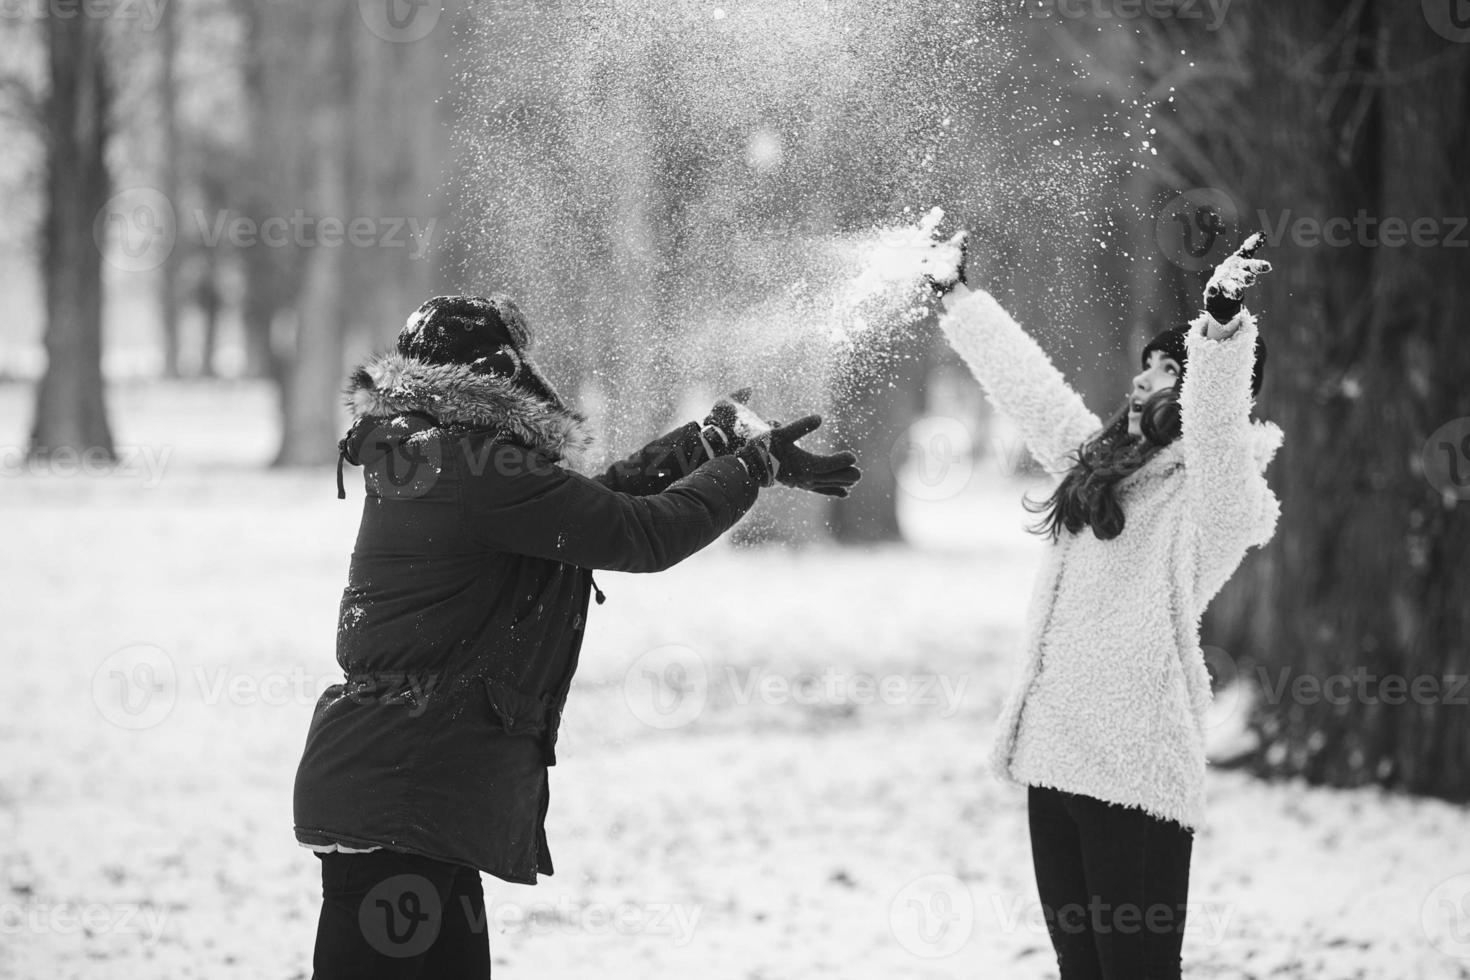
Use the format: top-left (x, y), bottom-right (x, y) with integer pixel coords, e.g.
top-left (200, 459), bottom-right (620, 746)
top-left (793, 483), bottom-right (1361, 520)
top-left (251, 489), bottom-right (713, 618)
top-left (482, 677), bottom-right (557, 765)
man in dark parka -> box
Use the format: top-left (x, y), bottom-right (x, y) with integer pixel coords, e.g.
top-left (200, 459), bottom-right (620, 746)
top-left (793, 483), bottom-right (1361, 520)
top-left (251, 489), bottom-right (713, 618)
top-left (294, 295), bottom-right (860, 978)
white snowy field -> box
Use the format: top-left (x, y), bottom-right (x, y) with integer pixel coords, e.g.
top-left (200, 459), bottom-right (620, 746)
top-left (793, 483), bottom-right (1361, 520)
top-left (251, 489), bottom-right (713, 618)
top-left (2, 380), bottom-right (1469, 980)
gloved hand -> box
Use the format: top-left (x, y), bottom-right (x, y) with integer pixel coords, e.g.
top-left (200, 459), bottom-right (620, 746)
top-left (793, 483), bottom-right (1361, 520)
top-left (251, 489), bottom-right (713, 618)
top-left (767, 416), bottom-right (862, 497)
top-left (1204, 233), bottom-right (1271, 325)
top-left (699, 387), bottom-right (764, 459)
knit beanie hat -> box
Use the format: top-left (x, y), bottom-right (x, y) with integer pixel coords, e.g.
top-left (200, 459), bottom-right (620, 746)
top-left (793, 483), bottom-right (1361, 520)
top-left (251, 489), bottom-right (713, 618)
top-left (397, 294), bottom-right (571, 411)
top-left (1142, 322), bottom-right (1268, 397)
top-left (398, 295), bottom-right (531, 366)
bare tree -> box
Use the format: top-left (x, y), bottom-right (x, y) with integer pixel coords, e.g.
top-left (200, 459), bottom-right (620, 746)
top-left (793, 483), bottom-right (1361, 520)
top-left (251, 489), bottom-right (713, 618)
top-left (156, 0), bottom-right (181, 378)
top-left (30, 11), bottom-right (114, 460)
top-left (272, 1), bottom-right (355, 466)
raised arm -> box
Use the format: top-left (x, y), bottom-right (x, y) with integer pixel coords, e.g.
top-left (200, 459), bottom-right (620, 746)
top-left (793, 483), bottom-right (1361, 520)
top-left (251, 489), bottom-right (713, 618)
top-left (1179, 311), bottom-right (1283, 604)
top-left (937, 284), bottom-right (1101, 476)
top-left (1178, 235), bottom-right (1283, 603)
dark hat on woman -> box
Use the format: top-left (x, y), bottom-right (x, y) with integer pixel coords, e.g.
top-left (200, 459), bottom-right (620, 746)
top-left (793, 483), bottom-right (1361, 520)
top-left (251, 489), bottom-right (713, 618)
top-left (1141, 320), bottom-right (1268, 397)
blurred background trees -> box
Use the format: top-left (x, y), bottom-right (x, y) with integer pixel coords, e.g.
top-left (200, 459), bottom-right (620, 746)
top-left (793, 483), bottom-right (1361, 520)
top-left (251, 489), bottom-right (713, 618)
top-left (1, 0), bottom-right (1466, 801)
top-left (1164, 1), bottom-right (1470, 800)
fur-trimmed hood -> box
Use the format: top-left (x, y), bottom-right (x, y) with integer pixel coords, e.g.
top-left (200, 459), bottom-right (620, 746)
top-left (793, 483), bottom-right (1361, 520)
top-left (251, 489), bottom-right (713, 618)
top-left (342, 352), bottom-right (593, 463)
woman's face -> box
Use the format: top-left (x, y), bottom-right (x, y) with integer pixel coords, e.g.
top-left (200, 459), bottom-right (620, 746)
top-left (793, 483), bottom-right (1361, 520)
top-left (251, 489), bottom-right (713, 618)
top-left (1128, 351), bottom-right (1182, 437)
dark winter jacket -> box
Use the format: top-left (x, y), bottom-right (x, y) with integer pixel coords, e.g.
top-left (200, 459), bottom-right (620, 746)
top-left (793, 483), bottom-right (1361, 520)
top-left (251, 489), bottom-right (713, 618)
top-left (293, 352), bottom-right (759, 884)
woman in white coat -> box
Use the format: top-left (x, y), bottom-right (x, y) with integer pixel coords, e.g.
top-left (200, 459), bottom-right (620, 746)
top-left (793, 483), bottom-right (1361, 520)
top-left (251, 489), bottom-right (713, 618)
top-left (931, 235), bottom-right (1281, 980)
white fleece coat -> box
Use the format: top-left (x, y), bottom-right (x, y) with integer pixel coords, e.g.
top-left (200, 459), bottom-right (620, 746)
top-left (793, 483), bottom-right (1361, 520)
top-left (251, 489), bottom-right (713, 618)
top-left (939, 288), bottom-right (1283, 830)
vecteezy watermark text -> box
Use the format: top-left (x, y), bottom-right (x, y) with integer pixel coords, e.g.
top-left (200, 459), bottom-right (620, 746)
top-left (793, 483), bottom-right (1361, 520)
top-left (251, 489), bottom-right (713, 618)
top-left (356, 876), bottom-right (700, 961)
top-left (0, 0), bottom-right (167, 30)
top-left (0, 444), bottom-right (171, 488)
top-left (1258, 210), bottom-right (1468, 250)
top-left (192, 211), bottom-right (438, 260)
top-left (983, 0), bottom-right (1235, 31)
top-left (0, 899), bottom-right (169, 947)
top-left (725, 667), bottom-right (970, 719)
top-left (1255, 666), bottom-right (1469, 708)
top-left (95, 187), bottom-right (439, 273)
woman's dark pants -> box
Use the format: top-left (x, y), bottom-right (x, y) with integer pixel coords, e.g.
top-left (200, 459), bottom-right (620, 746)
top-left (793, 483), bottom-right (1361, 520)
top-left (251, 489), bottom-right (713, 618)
top-left (1028, 785), bottom-right (1194, 980)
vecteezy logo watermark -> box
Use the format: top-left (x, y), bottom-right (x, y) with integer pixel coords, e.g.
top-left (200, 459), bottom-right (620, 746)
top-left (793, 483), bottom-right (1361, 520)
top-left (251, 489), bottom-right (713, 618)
top-left (92, 645), bottom-right (178, 731)
top-left (0, 0), bottom-right (167, 29)
top-left (894, 416), bottom-right (974, 502)
top-left (94, 187), bottom-right (177, 273)
top-left (360, 423), bottom-right (446, 500)
top-left (1200, 644), bottom-right (1246, 731)
top-left (1422, 418), bottom-right (1470, 501)
top-left (91, 650), bottom-right (441, 730)
top-left (1155, 188), bottom-right (1242, 272)
top-left (1423, 0), bottom-right (1470, 43)
top-left (890, 874), bottom-right (974, 959)
top-left (358, 0), bottom-right (442, 43)
top-left (1423, 873), bottom-right (1470, 960)
top-left (623, 645), bottom-right (709, 731)
top-left (983, 0), bottom-right (1235, 31)
top-left (359, 874), bottom-right (443, 959)
top-left (0, 899), bottom-right (169, 946)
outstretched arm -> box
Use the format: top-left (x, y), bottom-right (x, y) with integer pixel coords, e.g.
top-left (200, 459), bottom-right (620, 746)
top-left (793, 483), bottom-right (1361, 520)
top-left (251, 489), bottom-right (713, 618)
top-left (937, 284), bottom-right (1101, 476)
top-left (466, 443), bottom-right (760, 574)
top-left (591, 390), bottom-right (762, 496)
top-left (594, 393), bottom-right (861, 499)
top-left (593, 422), bottom-right (712, 496)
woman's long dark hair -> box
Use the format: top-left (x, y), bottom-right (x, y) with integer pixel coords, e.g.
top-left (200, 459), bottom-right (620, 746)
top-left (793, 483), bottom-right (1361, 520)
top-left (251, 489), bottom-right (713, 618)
top-left (1025, 387), bottom-right (1182, 541)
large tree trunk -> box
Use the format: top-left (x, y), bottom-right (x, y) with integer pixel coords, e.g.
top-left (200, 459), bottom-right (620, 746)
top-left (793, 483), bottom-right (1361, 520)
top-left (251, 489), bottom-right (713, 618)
top-left (1204, 2), bottom-right (1470, 799)
top-left (826, 327), bottom-right (927, 543)
top-left (31, 11), bottom-right (114, 460)
top-left (273, 2), bottom-right (353, 466)
top-left (234, 0), bottom-right (293, 383)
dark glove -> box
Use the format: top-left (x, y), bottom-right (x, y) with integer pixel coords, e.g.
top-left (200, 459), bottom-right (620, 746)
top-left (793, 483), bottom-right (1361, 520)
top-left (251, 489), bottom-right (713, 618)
top-left (766, 416), bottom-right (862, 498)
top-left (699, 387), bottom-right (755, 459)
top-left (1204, 233), bottom-right (1272, 324)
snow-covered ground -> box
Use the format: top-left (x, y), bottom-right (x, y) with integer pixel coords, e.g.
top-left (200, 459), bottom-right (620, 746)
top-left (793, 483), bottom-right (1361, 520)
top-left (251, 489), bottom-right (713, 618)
top-left (2, 380), bottom-right (1468, 980)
